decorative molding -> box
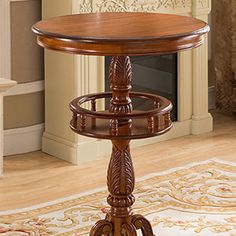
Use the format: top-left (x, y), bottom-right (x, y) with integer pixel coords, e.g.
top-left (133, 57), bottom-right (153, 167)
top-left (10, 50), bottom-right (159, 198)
top-left (191, 37), bottom-right (213, 134)
top-left (7, 0), bottom-right (36, 2)
top-left (178, 50), bottom-right (192, 121)
top-left (198, 0), bottom-right (209, 9)
top-left (42, 131), bottom-right (101, 165)
top-left (192, 0), bottom-right (211, 16)
top-left (76, 0), bottom-right (193, 13)
top-left (3, 123), bottom-right (44, 156)
top-left (4, 80), bottom-right (45, 96)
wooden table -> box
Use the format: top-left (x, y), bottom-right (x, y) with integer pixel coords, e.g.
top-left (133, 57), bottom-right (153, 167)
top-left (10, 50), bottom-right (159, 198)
top-left (33, 12), bottom-right (209, 236)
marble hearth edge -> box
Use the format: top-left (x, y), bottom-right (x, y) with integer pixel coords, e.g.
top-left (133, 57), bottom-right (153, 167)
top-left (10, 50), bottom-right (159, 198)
top-left (42, 0), bottom-right (213, 164)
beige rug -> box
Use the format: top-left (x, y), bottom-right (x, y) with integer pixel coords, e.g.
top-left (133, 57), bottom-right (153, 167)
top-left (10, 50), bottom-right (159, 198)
top-left (0, 159), bottom-right (236, 236)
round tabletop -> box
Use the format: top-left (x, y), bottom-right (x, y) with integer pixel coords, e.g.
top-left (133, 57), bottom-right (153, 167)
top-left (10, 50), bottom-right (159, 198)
top-left (32, 12), bottom-right (209, 56)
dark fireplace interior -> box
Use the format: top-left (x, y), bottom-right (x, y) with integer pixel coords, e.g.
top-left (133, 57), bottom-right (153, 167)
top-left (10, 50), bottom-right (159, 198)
top-left (105, 55), bottom-right (178, 121)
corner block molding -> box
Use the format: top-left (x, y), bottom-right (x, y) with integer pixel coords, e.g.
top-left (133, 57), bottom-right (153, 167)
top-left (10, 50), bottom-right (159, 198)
top-left (4, 123), bottom-right (45, 157)
top-left (43, 0), bottom-right (213, 165)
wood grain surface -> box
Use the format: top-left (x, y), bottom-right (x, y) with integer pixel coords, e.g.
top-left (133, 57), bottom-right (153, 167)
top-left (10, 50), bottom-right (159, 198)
top-left (32, 12), bottom-right (209, 55)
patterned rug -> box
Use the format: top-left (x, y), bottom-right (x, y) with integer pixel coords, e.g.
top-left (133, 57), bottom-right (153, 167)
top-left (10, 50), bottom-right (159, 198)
top-left (0, 159), bottom-right (236, 236)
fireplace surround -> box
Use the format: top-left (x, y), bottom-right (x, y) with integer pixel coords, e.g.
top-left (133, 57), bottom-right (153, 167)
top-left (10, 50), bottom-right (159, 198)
top-left (105, 55), bottom-right (178, 121)
top-left (42, 0), bottom-right (212, 164)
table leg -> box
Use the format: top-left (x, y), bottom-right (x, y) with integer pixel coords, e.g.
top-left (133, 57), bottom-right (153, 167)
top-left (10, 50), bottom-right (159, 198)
top-left (89, 56), bottom-right (155, 236)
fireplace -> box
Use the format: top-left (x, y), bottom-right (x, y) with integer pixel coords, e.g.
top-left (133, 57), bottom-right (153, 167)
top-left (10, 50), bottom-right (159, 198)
top-left (42, 0), bottom-right (213, 165)
top-left (105, 55), bottom-right (178, 121)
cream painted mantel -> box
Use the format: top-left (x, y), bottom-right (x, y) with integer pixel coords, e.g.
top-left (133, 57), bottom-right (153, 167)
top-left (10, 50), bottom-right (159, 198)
top-left (42, 0), bottom-right (212, 164)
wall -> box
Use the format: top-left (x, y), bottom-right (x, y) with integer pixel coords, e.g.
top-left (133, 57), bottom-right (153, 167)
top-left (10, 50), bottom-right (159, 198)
top-left (0, 0), bottom-right (44, 155)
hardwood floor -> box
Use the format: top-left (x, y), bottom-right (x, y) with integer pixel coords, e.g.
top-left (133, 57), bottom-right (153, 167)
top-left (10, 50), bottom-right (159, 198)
top-left (0, 111), bottom-right (235, 211)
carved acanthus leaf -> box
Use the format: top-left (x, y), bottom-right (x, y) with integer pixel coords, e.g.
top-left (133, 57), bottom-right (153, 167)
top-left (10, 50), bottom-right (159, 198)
top-left (109, 56), bottom-right (132, 87)
top-left (109, 56), bottom-right (133, 114)
top-left (107, 144), bottom-right (135, 196)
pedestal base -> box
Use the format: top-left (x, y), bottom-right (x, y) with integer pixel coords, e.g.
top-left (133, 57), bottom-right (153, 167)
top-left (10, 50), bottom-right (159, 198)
top-left (90, 214), bottom-right (154, 236)
top-left (89, 140), bottom-right (155, 236)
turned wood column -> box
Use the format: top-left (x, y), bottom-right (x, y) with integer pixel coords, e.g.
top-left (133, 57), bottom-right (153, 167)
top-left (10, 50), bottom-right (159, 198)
top-left (107, 56), bottom-right (135, 235)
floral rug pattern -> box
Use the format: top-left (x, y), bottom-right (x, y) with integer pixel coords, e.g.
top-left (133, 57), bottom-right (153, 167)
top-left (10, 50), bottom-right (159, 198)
top-left (0, 159), bottom-right (236, 235)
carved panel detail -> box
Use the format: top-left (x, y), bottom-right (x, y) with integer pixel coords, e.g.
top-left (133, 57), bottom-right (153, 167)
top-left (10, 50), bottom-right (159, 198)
top-left (197, 0), bottom-right (209, 9)
top-left (77, 0), bottom-right (193, 13)
top-left (77, 0), bottom-right (92, 13)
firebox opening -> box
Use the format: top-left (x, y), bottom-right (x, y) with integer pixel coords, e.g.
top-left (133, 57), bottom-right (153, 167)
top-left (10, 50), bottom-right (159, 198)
top-left (105, 54), bottom-right (178, 121)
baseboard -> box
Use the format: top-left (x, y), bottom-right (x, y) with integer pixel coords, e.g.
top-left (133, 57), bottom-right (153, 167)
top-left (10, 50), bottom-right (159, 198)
top-left (42, 132), bottom-right (78, 164)
top-left (191, 113), bottom-right (213, 135)
top-left (208, 86), bottom-right (216, 110)
top-left (42, 132), bottom-right (106, 165)
top-left (43, 120), bottom-right (192, 165)
top-left (3, 123), bottom-right (44, 156)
